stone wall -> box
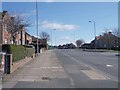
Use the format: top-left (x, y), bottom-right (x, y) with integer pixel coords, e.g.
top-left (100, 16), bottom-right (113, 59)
top-left (10, 54), bottom-right (35, 74)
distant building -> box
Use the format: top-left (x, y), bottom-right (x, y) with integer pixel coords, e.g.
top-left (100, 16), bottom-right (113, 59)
top-left (58, 43), bottom-right (76, 49)
top-left (31, 36), bottom-right (47, 53)
top-left (80, 43), bottom-right (92, 49)
top-left (90, 32), bottom-right (120, 50)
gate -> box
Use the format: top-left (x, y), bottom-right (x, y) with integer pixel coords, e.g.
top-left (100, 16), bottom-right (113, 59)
top-left (0, 53), bottom-right (12, 74)
top-left (4, 54), bottom-right (11, 74)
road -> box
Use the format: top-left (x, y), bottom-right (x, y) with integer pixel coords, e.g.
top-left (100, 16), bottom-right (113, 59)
top-left (2, 49), bottom-right (118, 88)
top-left (55, 49), bottom-right (118, 88)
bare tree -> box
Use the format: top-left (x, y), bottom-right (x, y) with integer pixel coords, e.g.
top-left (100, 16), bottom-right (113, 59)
top-left (113, 28), bottom-right (120, 38)
top-left (112, 28), bottom-right (120, 48)
top-left (39, 31), bottom-right (50, 42)
top-left (76, 39), bottom-right (84, 47)
top-left (3, 12), bottom-right (30, 44)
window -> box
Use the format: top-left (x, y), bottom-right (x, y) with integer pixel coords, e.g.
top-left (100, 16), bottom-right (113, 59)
top-left (4, 24), bottom-right (7, 32)
top-left (4, 38), bottom-right (8, 44)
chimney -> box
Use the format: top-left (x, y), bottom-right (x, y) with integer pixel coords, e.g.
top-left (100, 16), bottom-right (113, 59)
top-left (3, 11), bottom-right (7, 13)
top-left (11, 17), bottom-right (14, 21)
top-left (108, 31), bottom-right (112, 34)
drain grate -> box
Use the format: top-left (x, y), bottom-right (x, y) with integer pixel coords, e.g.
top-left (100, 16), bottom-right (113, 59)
top-left (42, 76), bottom-right (50, 80)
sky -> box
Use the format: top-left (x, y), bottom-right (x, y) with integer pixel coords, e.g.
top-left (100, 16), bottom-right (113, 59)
top-left (2, 2), bottom-right (118, 45)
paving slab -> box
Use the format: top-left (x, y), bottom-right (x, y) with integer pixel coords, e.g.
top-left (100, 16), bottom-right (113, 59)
top-left (2, 50), bottom-right (70, 88)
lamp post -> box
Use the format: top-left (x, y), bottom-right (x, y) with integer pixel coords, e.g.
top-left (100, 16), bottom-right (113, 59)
top-left (36, 0), bottom-right (39, 55)
top-left (0, 20), bottom-right (2, 52)
top-left (89, 21), bottom-right (96, 50)
top-left (74, 30), bottom-right (75, 45)
top-left (0, 20), bottom-right (2, 44)
top-left (51, 29), bottom-right (56, 47)
top-left (71, 31), bottom-right (75, 45)
top-left (51, 29), bottom-right (52, 47)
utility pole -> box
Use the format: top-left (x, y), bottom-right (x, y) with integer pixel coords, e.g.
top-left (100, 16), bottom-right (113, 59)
top-left (0, 20), bottom-right (2, 52)
top-left (51, 29), bottom-right (56, 47)
top-left (89, 21), bottom-right (96, 50)
top-left (36, 0), bottom-right (39, 55)
top-left (51, 29), bottom-right (52, 47)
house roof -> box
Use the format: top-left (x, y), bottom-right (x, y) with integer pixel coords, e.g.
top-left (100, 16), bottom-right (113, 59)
top-left (90, 32), bottom-right (120, 44)
top-left (31, 36), bottom-right (47, 45)
top-left (25, 32), bottom-right (31, 37)
top-left (96, 36), bottom-right (101, 40)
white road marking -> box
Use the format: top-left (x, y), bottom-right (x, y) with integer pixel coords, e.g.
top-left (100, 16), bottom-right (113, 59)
top-left (40, 67), bottom-right (63, 69)
top-left (106, 76), bottom-right (111, 80)
top-left (106, 64), bottom-right (113, 67)
top-left (18, 79), bottom-right (35, 82)
top-left (81, 70), bottom-right (107, 80)
top-left (69, 76), bottom-right (75, 88)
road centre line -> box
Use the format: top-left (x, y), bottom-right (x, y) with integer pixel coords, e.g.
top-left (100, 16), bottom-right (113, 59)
top-left (40, 67), bottom-right (63, 69)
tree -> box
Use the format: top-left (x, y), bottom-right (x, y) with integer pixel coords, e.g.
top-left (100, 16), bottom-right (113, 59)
top-left (113, 28), bottom-right (120, 38)
top-left (76, 39), bottom-right (84, 47)
top-left (39, 31), bottom-right (50, 42)
top-left (3, 12), bottom-right (30, 44)
top-left (112, 28), bottom-right (120, 48)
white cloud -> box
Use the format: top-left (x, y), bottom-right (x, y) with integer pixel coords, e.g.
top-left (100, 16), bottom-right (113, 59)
top-left (56, 36), bottom-right (76, 45)
top-left (41, 21), bottom-right (80, 31)
top-left (60, 36), bottom-right (74, 43)
top-left (61, 36), bottom-right (72, 41)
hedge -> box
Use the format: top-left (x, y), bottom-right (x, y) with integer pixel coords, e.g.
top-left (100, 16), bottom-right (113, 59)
top-left (2, 44), bottom-right (35, 62)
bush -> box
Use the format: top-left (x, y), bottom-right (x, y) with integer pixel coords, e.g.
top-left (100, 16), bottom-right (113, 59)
top-left (2, 44), bottom-right (35, 62)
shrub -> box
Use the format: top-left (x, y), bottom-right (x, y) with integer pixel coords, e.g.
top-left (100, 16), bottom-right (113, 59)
top-left (2, 44), bottom-right (35, 62)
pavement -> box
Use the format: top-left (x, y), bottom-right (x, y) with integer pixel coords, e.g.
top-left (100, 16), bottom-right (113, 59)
top-left (2, 50), bottom-right (71, 88)
top-left (2, 49), bottom-right (118, 88)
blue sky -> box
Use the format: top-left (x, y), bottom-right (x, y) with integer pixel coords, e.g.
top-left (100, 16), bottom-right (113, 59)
top-left (2, 2), bottom-right (118, 45)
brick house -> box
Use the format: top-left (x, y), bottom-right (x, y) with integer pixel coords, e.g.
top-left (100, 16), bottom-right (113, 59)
top-left (25, 32), bottom-right (32, 45)
top-left (1, 11), bottom-right (11, 44)
top-left (14, 28), bottom-right (26, 45)
top-left (1, 11), bottom-right (32, 46)
top-left (90, 32), bottom-right (120, 50)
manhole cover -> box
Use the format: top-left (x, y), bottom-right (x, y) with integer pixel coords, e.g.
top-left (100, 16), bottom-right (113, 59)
top-left (42, 77), bottom-right (50, 80)
top-left (80, 66), bottom-right (91, 70)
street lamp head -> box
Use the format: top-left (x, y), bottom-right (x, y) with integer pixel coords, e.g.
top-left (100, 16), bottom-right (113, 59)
top-left (89, 21), bottom-right (92, 22)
